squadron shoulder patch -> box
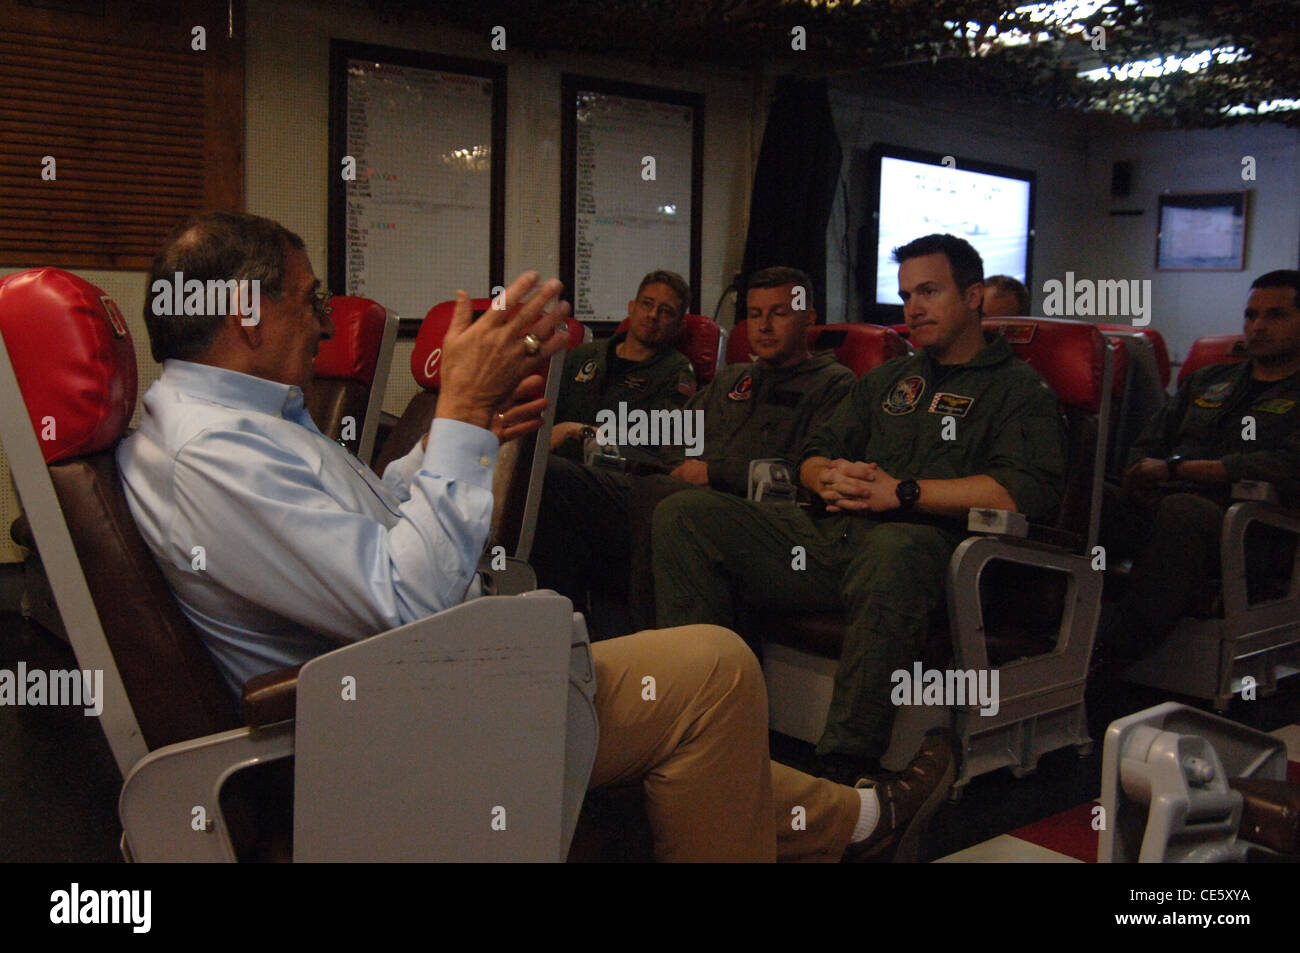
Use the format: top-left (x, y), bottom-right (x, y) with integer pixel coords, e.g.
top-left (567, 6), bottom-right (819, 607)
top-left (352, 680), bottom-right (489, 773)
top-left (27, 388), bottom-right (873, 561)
top-left (677, 368), bottom-right (697, 399)
top-left (929, 392), bottom-right (975, 417)
top-left (575, 359), bottom-right (597, 383)
top-left (727, 374), bottom-right (753, 401)
top-left (883, 376), bottom-right (925, 415)
top-left (1194, 380), bottom-right (1234, 408)
top-left (1253, 398), bottom-right (1296, 415)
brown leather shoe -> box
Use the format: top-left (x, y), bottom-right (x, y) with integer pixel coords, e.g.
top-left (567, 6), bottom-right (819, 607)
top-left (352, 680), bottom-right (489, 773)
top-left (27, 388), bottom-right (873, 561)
top-left (842, 728), bottom-right (959, 863)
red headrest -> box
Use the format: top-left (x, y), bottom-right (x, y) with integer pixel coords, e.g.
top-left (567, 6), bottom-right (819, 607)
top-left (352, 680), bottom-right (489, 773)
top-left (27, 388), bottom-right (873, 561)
top-left (1099, 325), bottom-right (1170, 388)
top-left (0, 268), bottom-right (137, 464)
top-left (726, 319), bottom-right (754, 364)
top-left (1177, 334), bottom-right (1248, 387)
top-left (413, 297), bottom-right (587, 391)
top-left (314, 296), bottom-right (387, 384)
top-left (889, 323), bottom-right (910, 340)
top-left (615, 313), bottom-right (721, 385)
top-left (984, 318), bottom-right (1107, 413)
top-left (809, 323), bottom-right (908, 377)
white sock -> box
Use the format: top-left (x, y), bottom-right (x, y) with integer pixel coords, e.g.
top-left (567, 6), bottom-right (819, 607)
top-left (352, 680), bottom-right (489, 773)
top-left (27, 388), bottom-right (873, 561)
top-left (851, 786), bottom-right (881, 842)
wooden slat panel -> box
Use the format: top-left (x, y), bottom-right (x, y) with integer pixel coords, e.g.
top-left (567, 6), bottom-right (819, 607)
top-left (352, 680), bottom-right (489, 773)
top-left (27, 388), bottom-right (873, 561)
top-left (0, 5), bottom-right (243, 271)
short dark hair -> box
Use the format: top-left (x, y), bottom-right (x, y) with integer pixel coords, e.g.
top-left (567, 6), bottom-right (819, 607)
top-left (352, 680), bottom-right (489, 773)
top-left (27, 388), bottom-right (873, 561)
top-left (635, 270), bottom-right (690, 318)
top-left (985, 274), bottom-right (1030, 314)
top-left (1250, 270), bottom-right (1300, 309)
top-left (145, 211), bottom-right (306, 363)
top-left (746, 266), bottom-right (814, 307)
top-left (891, 233), bottom-right (984, 295)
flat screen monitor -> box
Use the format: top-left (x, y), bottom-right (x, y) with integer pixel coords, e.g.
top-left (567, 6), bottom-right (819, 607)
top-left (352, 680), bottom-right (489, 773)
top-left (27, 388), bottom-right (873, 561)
top-left (860, 145), bottom-right (1035, 318)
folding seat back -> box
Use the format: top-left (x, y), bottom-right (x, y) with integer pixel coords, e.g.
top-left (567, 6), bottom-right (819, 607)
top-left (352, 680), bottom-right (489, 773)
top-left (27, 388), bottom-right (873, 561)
top-left (1100, 325), bottom-right (1171, 389)
top-left (1178, 334), bottom-right (1247, 387)
top-left (306, 296), bottom-right (399, 462)
top-left (376, 296), bottom-right (572, 563)
top-left (616, 312), bottom-right (723, 386)
top-left (982, 318), bottom-right (1111, 552)
top-left (0, 268), bottom-right (237, 769)
top-left (1099, 330), bottom-right (1167, 482)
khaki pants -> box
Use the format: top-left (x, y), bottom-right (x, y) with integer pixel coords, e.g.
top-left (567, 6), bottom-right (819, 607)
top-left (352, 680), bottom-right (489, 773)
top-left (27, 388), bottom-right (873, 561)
top-left (589, 625), bottom-right (860, 861)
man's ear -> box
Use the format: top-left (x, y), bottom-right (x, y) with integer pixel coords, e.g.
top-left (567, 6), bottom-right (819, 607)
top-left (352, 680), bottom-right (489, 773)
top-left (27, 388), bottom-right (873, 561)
top-left (803, 308), bottom-right (817, 328)
top-left (234, 311), bottom-right (263, 348)
top-left (965, 282), bottom-right (985, 314)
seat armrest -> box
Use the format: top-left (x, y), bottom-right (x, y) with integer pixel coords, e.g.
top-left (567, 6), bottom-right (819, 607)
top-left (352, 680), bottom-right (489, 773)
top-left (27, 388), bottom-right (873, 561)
top-left (241, 664), bottom-right (302, 728)
top-left (1233, 480), bottom-right (1280, 504)
top-left (748, 459), bottom-right (797, 503)
top-left (967, 508), bottom-right (1028, 537)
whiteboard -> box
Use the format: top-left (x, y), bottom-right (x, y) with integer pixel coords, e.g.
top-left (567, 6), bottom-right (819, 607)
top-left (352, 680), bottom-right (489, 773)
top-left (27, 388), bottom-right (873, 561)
top-left (563, 78), bottom-right (701, 323)
top-left (331, 44), bottom-right (503, 333)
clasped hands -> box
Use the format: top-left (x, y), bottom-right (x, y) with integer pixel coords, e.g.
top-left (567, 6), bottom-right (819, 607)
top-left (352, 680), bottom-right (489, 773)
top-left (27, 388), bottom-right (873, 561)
top-left (813, 459), bottom-right (901, 513)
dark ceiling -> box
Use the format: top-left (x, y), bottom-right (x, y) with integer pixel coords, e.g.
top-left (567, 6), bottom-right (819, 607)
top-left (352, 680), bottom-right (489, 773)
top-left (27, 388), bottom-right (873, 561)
top-left (363, 0), bottom-right (1300, 128)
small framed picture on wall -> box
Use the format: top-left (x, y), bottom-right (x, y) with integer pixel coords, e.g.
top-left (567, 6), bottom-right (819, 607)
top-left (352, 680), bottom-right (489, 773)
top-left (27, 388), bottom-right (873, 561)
top-left (1156, 190), bottom-right (1249, 271)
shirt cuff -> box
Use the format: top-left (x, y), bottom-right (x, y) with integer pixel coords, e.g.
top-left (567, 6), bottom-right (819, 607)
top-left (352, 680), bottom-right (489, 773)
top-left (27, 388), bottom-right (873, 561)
top-left (423, 417), bottom-right (499, 490)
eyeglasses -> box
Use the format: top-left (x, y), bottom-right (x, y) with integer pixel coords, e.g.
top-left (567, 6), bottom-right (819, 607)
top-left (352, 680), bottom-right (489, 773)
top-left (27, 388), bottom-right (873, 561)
top-left (311, 287), bottom-right (333, 320)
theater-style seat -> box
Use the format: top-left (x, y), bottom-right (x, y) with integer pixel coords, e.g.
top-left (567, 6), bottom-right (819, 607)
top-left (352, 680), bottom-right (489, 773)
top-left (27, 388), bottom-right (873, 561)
top-left (1120, 338), bottom-right (1300, 709)
top-left (1177, 333), bottom-right (1247, 386)
top-left (617, 313), bottom-right (722, 385)
top-left (0, 268), bottom-right (597, 861)
top-left (758, 318), bottom-right (1114, 796)
top-left (306, 296), bottom-right (399, 462)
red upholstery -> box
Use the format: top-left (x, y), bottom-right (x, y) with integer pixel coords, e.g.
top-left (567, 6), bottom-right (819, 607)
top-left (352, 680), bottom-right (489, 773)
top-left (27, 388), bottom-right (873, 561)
top-left (314, 296), bottom-right (387, 384)
top-left (414, 298), bottom-right (588, 393)
top-left (984, 318), bottom-right (1107, 413)
top-left (726, 320), bottom-right (908, 375)
top-left (808, 323), bottom-right (908, 377)
top-left (1178, 333), bottom-right (1248, 386)
top-left (1100, 325), bottom-right (1171, 388)
top-left (615, 313), bottom-right (721, 385)
top-left (889, 323), bottom-right (910, 340)
top-left (412, 297), bottom-right (485, 392)
top-left (0, 268), bottom-right (136, 464)
top-left (726, 320), bottom-right (754, 364)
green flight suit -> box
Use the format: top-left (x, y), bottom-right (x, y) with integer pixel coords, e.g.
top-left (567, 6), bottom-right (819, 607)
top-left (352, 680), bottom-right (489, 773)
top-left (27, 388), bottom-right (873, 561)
top-left (1106, 360), bottom-right (1300, 653)
top-left (653, 333), bottom-right (1067, 761)
top-left (533, 350), bottom-right (856, 635)
top-left (555, 331), bottom-right (697, 469)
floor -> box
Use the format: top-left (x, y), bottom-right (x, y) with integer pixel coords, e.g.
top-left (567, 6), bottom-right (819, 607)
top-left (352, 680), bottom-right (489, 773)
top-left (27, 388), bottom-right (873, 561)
top-left (3, 610), bottom-right (1298, 863)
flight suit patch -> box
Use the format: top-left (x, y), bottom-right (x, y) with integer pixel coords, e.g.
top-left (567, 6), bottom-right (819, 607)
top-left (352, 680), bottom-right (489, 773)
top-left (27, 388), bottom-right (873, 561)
top-left (676, 368), bottom-right (697, 399)
top-left (929, 392), bottom-right (975, 417)
top-left (575, 359), bottom-right (597, 383)
top-left (727, 374), bottom-right (753, 401)
top-left (624, 374), bottom-right (647, 391)
top-left (1253, 398), bottom-right (1295, 414)
top-left (1194, 381), bottom-right (1233, 408)
top-left (883, 376), bottom-right (925, 415)
top-left (996, 322), bottom-right (1036, 345)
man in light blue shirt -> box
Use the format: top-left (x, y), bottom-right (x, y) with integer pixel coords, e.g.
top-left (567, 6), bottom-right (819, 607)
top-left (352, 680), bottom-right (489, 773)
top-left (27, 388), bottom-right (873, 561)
top-left (118, 211), bottom-right (955, 861)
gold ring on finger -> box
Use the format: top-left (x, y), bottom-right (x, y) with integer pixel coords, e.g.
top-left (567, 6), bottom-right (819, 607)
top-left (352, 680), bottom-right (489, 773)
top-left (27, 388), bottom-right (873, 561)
top-left (523, 333), bottom-right (542, 356)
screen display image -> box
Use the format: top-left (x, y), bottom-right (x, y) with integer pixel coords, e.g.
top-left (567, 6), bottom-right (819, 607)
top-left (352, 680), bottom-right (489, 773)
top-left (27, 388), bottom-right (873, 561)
top-left (874, 153), bottom-right (1034, 307)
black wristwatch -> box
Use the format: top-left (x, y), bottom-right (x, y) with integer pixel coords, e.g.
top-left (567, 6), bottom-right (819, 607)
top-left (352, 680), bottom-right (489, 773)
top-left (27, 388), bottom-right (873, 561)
top-left (896, 478), bottom-right (921, 511)
top-left (1165, 455), bottom-right (1185, 480)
